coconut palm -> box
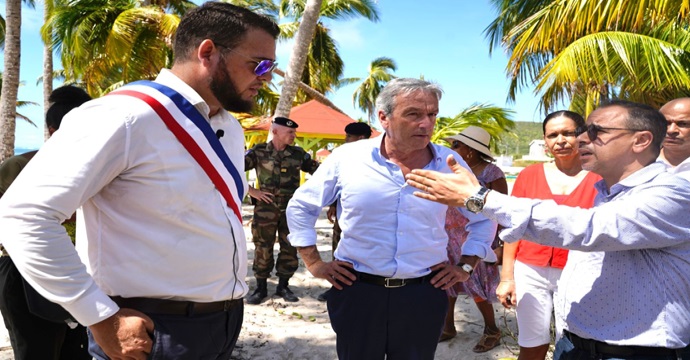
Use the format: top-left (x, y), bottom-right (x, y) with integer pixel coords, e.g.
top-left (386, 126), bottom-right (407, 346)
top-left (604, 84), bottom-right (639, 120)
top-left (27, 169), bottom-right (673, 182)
top-left (431, 103), bottom-right (516, 155)
top-left (485, 0), bottom-right (690, 116)
top-left (278, 0), bottom-right (380, 103)
top-left (0, 0), bottom-right (36, 161)
top-left (42, 0), bottom-right (190, 97)
top-left (275, 0), bottom-right (324, 117)
top-left (350, 57), bottom-right (397, 124)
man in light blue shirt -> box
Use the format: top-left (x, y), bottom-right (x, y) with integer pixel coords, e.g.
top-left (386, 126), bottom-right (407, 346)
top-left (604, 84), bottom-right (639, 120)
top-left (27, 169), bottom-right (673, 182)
top-left (407, 100), bottom-right (690, 359)
top-left (287, 78), bottom-right (496, 360)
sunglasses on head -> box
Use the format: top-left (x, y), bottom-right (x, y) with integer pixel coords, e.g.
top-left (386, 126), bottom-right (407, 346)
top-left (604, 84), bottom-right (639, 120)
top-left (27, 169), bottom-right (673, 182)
top-left (215, 43), bottom-right (277, 76)
top-left (575, 123), bottom-right (645, 142)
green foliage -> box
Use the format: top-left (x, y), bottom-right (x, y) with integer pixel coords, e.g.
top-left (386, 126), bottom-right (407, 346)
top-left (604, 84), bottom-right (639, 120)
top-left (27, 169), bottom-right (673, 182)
top-left (486, 0), bottom-right (690, 117)
top-left (431, 103), bottom-right (516, 154)
top-left (501, 121), bottom-right (544, 157)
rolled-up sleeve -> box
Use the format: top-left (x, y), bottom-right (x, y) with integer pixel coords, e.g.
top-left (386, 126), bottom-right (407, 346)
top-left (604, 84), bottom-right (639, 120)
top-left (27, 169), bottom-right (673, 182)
top-left (287, 151), bottom-right (340, 247)
top-left (459, 207), bottom-right (498, 262)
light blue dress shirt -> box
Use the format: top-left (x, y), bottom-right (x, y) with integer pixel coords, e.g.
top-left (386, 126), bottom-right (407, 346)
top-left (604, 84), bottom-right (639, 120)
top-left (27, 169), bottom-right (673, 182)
top-left (287, 136), bottom-right (497, 279)
top-left (484, 162), bottom-right (690, 348)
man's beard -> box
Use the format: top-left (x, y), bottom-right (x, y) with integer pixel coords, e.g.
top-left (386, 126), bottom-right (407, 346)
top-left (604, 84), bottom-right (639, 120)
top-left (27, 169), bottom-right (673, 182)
top-left (210, 57), bottom-right (255, 113)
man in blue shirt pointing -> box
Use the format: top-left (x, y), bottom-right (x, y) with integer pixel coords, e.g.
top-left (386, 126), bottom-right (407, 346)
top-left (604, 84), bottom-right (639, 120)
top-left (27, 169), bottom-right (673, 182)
top-left (407, 100), bottom-right (690, 360)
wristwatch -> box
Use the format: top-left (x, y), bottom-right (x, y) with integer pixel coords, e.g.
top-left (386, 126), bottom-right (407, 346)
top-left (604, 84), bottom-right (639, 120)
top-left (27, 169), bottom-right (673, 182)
top-left (465, 187), bottom-right (490, 213)
top-left (459, 262), bottom-right (474, 276)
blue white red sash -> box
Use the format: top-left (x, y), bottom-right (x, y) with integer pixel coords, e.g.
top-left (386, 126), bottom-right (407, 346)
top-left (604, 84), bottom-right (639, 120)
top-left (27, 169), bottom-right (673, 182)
top-left (109, 80), bottom-right (245, 223)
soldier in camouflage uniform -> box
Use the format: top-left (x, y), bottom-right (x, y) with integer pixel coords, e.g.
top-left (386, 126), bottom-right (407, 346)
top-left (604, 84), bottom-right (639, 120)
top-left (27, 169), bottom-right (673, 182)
top-left (245, 117), bottom-right (319, 304)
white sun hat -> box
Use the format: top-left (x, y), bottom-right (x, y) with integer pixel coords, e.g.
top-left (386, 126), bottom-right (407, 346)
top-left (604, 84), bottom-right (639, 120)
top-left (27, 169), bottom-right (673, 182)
top-left (446, 126), bottom-right (493, 159)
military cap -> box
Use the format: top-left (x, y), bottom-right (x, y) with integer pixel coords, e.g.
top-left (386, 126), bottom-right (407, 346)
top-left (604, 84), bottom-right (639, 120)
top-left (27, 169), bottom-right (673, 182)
top-left (345, 122), bottom-right (372, 138)
top-left (273, 117), bottom-right (299, 128)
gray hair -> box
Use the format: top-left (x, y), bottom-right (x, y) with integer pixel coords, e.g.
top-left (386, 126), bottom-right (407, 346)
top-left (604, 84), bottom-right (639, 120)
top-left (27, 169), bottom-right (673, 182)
top-left (375, 78), bottom-right (443, 117)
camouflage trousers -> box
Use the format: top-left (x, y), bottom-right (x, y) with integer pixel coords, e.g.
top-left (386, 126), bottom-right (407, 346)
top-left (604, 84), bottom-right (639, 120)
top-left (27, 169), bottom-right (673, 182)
top-left (251, 204), bottom-right (298, 279)
top-left (331, 218), bottom-right (341, 259)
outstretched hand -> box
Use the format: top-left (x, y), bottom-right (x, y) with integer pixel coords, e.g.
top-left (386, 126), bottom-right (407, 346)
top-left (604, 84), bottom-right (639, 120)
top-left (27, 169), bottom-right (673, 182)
top-left (405, 155), bottom-right (482, 207)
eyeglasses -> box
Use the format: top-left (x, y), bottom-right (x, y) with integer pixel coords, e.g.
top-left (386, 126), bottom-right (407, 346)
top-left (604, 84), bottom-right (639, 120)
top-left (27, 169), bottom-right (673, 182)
top-left (215, 43), bottom-right (277, 76)
top-left (575, 123), bottom-right (645, 142)
top-left (451, 140), bottom-right (463, 149)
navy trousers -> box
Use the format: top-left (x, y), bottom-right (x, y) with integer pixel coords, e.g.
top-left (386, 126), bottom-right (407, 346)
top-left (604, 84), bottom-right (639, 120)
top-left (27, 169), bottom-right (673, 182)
top-left (327, 278), bottom-right (448, 360)
top-left (554, 335), bottom-right (690, 360)
top-left (88, 302), bottom-right (243, 360)
top-left (0, 256), bottom-right (90, 360)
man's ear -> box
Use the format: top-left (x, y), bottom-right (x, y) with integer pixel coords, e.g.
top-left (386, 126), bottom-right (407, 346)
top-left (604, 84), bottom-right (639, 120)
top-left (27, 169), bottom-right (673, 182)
top-left (378, 110), bottom-right (388, 128)
top-left (631, 130), bottom-right (653, 154)
top-left (197, 39), bottom-right (217, 65)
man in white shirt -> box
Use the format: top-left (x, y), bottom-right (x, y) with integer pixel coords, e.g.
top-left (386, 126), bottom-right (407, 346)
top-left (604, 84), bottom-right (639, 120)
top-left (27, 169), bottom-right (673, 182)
top-left (0, 3), bottom-right (278, 359)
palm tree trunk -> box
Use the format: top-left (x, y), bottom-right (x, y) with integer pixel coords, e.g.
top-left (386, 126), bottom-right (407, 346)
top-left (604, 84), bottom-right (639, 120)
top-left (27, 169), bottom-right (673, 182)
top-left (274, 0), bottom-right (323, 118)
top-left (273, 68), bottom-right (344, 114)
top-left (0, 0), bottom-right (22, 162)
top-left (43, 0), bottom-right (53, 140)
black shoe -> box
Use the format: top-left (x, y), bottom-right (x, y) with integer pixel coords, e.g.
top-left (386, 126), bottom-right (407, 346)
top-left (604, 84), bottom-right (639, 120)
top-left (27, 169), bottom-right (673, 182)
top-left (246, 279), bottom-right (268, 305)
top-left (317, 289), bottom-right (330, 302)
top-left (246, 288), bottom-right (267, 304)
top-left (276, 279), bottom-right (299, 302)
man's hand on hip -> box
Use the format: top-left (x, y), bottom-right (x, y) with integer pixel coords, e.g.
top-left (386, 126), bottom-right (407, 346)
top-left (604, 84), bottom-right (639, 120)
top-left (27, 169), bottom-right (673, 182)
top-left (430, 262), bottom-right (471, 290)
top-left (89, 308), bottom-right (155, 360)
top-left (308, 260), bottom-right (356, 290)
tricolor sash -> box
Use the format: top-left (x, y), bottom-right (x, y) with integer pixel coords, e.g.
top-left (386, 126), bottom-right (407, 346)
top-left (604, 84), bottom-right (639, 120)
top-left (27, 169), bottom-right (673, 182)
top-left (109, 80), bottom-right (245, 223)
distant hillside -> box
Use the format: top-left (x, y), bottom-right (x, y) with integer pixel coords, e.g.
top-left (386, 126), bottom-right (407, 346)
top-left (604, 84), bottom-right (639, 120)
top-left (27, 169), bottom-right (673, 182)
top-left (499, 121), bottom-right (543, 158)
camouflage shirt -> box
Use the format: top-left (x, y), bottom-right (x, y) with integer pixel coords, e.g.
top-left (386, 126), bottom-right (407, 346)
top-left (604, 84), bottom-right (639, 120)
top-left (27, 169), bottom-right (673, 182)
top-left (245, 142), bottom-right (319, 204)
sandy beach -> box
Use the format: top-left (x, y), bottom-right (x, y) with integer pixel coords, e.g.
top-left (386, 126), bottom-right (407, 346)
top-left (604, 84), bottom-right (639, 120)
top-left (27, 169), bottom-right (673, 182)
top-left (0, 204), bottom-right (521, 359)
top-left (232, 204), bottom-right (520, 360)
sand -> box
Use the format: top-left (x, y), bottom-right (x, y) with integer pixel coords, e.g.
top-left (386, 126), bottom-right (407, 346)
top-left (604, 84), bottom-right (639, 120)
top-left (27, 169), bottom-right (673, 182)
top-left (232, 205), bottom-right (520, 360)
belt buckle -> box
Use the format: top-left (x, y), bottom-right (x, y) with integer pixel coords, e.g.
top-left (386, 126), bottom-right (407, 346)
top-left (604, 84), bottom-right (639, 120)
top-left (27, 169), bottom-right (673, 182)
top-left (384, 278), bottom-right (405, 288)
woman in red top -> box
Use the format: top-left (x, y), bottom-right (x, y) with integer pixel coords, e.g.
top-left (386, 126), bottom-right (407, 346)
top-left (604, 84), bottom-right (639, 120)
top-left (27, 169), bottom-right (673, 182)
top-left (496, 111), bottom-right (600, 360)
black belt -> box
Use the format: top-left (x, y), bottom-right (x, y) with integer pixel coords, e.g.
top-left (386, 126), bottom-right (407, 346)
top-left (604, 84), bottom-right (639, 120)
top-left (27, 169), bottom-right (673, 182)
top-left (355, 270), bottom-right (435, 288)
top-left (564, 330), bottom-right (679, 358)
top-left (111, 296), bottom-right (241, 316)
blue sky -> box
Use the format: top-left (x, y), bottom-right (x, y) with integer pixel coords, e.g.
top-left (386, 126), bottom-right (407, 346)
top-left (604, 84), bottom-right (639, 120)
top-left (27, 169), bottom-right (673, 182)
top-left (3, 0), bottom-right (545, 151)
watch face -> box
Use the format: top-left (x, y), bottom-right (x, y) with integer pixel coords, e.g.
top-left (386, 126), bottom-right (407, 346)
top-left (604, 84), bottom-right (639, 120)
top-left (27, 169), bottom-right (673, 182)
top-left (462, 264), bottom-right (473, 273)
top-left (466, 199), bottom-right (482, 213)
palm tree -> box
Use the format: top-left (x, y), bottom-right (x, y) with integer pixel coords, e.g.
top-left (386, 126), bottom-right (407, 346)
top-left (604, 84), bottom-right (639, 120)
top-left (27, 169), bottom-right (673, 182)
top-left (275, 0), bottom-right (323, 117)
top-left (42, 0), bottom-right (190, 97)
top-left (431, 103), bottom-right (516, 154)
top-left (0, 0), bottom-right (35, 161)
top-left (351, 57), bottom-right (397, 124)
top-left (43, 0), bottom-right (58, 140)
top-left (485, 0), bottom-right (690, 116)
top-left (278, 0), bottom-right (380, 104)
top-left (0, 73), bottom-right (40, 127)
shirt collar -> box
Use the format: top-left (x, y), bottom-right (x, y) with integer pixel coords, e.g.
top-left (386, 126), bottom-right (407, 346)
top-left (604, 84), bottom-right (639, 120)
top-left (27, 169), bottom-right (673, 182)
top-left (155, 69), bottom-right (212, 120)
top-left (595, 161), bottom-right (668, 197)
top-left (372, 134), bottom-right (443, 165)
